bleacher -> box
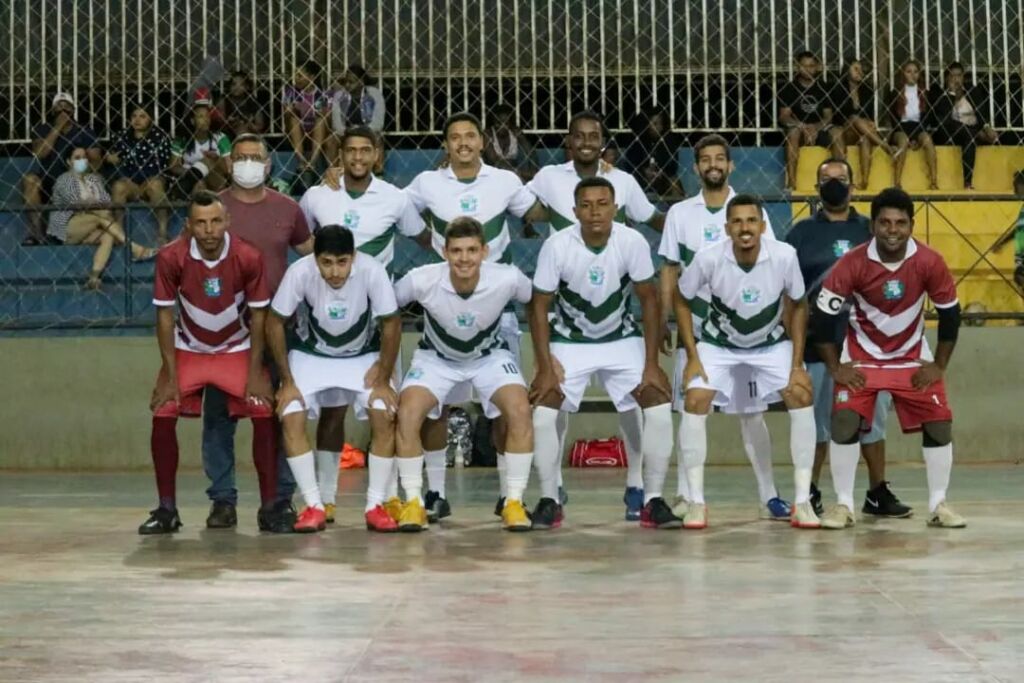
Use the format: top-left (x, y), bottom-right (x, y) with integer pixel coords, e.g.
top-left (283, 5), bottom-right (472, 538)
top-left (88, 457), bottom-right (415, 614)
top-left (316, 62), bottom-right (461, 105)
top-left (1, 144), bottom-right (1021, 331)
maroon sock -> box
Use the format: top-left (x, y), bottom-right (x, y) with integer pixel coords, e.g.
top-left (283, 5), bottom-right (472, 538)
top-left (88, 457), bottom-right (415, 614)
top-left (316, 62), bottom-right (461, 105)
top-left (150, 416), bottom-right (179, 508)
top-left (251, 417), bottom-right (278, 507)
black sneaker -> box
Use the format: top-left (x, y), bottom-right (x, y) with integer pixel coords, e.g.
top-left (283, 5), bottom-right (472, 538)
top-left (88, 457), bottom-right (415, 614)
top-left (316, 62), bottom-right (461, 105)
top-left (493, 496), bottom-right (506, 517)
top-left (863, 482), bottom-right (913, 518)
top-left (530, 497), bottom-right (564, 530)
top-left (809, 482), bottom-right (824, 516)
top-left (138, 507), bottom-right (182, 535)
top-left (640, 497), bottom-right (683, 529)
top-left (206, 501), bottom-right (237, 529)
top-left (257, 500), bottom-right (297, 533)
top-left (424, 490), bottom-right (451, 523)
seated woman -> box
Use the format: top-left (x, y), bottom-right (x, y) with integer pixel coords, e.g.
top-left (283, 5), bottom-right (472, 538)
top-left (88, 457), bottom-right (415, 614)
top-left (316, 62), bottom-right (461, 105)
top-left (931, 61), bottom-right (1000, 189)
top-left (887, 60), bottom-right (938, 190)
top-left (106, 99), bottom-right (173, 242)
top-left (168, 102), bottom-right (231, 198)
top-left (483, 103), bottom-right (536, 181)
top-left (830, 59), bottom-right (895, 189)
top-left (49, 147), bottom-right (156, 290)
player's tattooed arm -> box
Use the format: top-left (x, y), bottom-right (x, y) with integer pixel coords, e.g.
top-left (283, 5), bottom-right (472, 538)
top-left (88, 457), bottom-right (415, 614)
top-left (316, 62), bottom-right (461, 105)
top-left (150, 306), bottom-right (180, 411)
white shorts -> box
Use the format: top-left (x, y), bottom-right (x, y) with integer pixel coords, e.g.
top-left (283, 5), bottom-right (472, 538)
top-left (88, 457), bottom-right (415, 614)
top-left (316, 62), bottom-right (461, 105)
top-left (281, 350), bottom-right (387, 420)
top-left (443, 311), bottom-right (521, 407)
top-left (401, 348), bottom-right (526, 420)
top-left (672, 348), bottom-right (769, 414)
top-left (685, 341), bottom-right (796, 409)
top-left (552, 337), bottom-right (644, 414)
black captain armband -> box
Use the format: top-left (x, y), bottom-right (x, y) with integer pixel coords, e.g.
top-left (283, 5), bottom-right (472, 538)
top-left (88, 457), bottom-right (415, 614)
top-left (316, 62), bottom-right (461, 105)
top-left (936, 303), bottom-right (961, 342)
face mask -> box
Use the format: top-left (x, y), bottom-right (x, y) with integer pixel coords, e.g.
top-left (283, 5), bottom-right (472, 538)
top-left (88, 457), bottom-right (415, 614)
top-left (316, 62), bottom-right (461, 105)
top-left (819, 178), bottom-right (850, 207)
top-left (231, 159), bottom-right (267, 189)
top-left (72, 158), bottom-right (89, 174)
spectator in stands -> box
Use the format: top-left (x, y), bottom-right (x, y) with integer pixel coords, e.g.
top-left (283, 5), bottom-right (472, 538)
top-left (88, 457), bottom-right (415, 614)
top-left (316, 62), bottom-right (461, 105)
top-left (22, 92), bottom-right (102, 245)
top-left (49, 146), bottom-right (156, 290)
top-left (779, 51), bottom-right (841, 190)
top-left (330, 64), bottom-right (385, 137)
top-left (168, 103), bottom-right (231, 198)
top-left (888, 59), bottom-right (938, 190)
top-left (483, 102), bottom-right (536, 181)
top-left (218, 70), bottom-right (267, 137)
top-left (602, 141), bottom-right (621, 167)
top-left (107, 99), bottom-right (173, 243)
top-left (622, 109), bottom-right (684, 199)
top-left (829, 59), bottom-right (896, 189)
top-left (931, 62), bottom-right (999, 189)
top-left (282, 60), bottom-right (331, 186)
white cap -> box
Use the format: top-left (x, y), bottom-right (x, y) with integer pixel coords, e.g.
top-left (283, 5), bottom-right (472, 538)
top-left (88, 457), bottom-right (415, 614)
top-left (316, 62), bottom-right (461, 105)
top-left (52, 92), bottom-right (75, 108)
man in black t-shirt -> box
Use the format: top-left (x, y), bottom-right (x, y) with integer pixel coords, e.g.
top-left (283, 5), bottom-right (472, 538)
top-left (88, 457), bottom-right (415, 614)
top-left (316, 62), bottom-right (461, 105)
top-left (779, 51), bottom-right (841, 190)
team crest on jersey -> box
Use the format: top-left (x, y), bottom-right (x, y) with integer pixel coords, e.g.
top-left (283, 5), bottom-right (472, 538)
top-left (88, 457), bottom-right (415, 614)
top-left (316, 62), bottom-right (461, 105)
top-left (703, 223), bottom-right (722, 242)
top-left (203, 277), bottom-right (221, 297)
top-left (455, 312), bottom-right (476, 328)
top-left (587, 265), bottom-right (606, 286)
top-left (882, 279), bottom-right (905, 301)
top-left (741, 287), bottom-right (761, 304)
top-left (459, 195), bottom-right (479, 213)
top-left (836, 390), bottom-right (849, 404)
top-left (326, 302), bottom-right (348, 320)
top-left (343, 210), bottom-right (360, 230)
top-left (832, 240), bottom-right (852, 257)
top-left (406, 367), bottom-right (424, 380)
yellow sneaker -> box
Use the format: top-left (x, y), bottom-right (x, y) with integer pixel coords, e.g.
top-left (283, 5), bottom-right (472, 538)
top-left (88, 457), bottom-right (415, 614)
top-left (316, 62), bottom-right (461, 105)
top-left (927, 502), bottom-right (966, 528)
top-left (501, 499), bottom-right (532, 532)
top-left (323, 503), bottom-right (336, 524)
top-left (383, 496), bottom-right (403, 522)
top-left (398, 499), bottom-right (428, 532)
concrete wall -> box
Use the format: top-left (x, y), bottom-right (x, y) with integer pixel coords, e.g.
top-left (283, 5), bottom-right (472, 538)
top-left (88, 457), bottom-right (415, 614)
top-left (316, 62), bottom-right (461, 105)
top-left (1, 328), bottom-right (1021, 470)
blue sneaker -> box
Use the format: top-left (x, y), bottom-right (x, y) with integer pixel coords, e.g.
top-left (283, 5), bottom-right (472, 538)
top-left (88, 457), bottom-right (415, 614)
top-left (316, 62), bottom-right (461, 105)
top-left (623, 486), bottom-right (644, 521)
top-left (761, 496), bottom-right (792, 521)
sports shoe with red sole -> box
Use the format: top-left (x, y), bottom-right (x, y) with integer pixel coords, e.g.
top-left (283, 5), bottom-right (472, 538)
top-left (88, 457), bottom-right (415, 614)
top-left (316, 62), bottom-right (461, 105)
top-left (294, 506), bottom-right (327, 533)
top-left (365, 505), bottom-right (399, 532)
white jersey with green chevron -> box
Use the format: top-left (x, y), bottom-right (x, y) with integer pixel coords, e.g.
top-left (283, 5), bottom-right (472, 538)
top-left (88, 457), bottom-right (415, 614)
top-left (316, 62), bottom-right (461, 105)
top-left (405, 162), bottom-right (536, 263)
top-left (526, 161), bottom-right (656, 231)
top-left (533, 223), bottom-right (656, 343)
top-left (658, 186), bottom-right (775, 327)
top-left (394, 261), bottom-right (532, 362)
top-left (271, 252), bottom-right (398, 358)
top-left (299, 176), bottom-right (424, 271)
top-left (678, 238), bottom-right (805, 349)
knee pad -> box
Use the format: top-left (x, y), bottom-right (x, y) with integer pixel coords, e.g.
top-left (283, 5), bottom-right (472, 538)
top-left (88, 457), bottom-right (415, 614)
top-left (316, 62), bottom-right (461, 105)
top-left (922, 420), bottom-right (952, 447)
top-left (830, 409), bottom-right (862, 445)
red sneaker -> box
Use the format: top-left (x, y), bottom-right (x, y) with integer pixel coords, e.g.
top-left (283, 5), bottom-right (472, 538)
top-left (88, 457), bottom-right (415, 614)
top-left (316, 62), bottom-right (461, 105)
top-left (365, 504), bottom-right (399, 532)
top-left (294, 506), bottom-right (327, 533)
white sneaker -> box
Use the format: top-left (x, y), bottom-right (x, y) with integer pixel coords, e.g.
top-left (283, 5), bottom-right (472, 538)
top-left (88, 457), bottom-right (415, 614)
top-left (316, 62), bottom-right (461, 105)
top-left (671, 495), bottom-right (690, 518)
top-left (790, 501), bottom-right (821, 529)
top-left (821, 504), bottom-right (856, 530)
top-left (682, 502), bottom-right (707, 529)
top-left (927, 502), bottom-right (966, 528)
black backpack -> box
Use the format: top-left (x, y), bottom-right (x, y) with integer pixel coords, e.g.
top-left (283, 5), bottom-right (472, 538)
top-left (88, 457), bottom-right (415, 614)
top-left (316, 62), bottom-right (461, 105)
top-left (469, 414), bottom-right (498, 467)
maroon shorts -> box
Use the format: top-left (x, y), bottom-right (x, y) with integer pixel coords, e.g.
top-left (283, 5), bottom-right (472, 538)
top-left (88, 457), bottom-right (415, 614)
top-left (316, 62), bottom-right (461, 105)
top-left (152, 349), bottom-right (272, 418)
top-left (833, 365), bottom-right (952, 434)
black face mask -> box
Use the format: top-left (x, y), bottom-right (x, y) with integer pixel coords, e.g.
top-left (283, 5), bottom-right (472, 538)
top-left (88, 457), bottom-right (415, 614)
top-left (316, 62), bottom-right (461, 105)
top-left (819, 178), bottom-right (850, 207)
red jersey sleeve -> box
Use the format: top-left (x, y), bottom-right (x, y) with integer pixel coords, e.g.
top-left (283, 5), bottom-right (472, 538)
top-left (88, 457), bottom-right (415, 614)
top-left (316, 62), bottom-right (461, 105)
top-left (923, 248), bottom-right (959, 309)
top-left (289, 201), bottom-right (312, 247)
top-left (241, 247), bottom-right (271, 307)
top-left (816, 249), bottom-right (858, 315)
top-left (152, 246), bottom-right (181, 306)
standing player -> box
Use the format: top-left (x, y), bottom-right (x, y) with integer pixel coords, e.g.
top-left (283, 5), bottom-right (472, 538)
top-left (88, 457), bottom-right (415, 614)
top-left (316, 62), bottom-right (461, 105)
top-left (140, 192), bottom-right (277, 534)
top-left (676, 194), bottom-right (820, 530)
top-left (786, 158), bottom-right (909, 518)
top-left (404, 112), bottom-right (539, 522)
top-left (530, 177), bottom-right (676, 530)
top-left (393, 217), bottom-right (536, 532)
top-left (267, 225), bottom-right (402, 532)
top-left (660, 134), bottom-right (790, 522)
top-left (815, 188), bottom-right (965, 529)
top-left (527, 110), bottom-right (666, 520)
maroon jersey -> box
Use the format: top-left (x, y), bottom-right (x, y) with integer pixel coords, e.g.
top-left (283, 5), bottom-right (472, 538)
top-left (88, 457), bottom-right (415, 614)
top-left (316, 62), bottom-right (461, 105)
top-left (153, 234), bottom-right (271, 353)
top-left (817, 238), bottom-right (958, 367)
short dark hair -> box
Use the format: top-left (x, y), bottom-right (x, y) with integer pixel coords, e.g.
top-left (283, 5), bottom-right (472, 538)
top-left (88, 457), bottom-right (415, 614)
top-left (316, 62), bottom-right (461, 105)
top-left (694, 134), bottom-right (731, 162)
top-left (444, 216), bottom-right (485, 245)
top-left (346, 63), bottom-right (368, 82)
top-left (945, 61), bottom-right (965, 77)
top-left (231, 133), bottom-right (267, 155)
top-left (300, 59), bottom-right (322, 80)
top-left (314, 225), bottom-right (356, 256)
top-left (340, 125), bottom-right (378, 148)
top-left (870, 187), bottom-right (914, 222)
top-left (795, 50), bottom-right (818, 63)
top-left (725, 193), bottom-right (764, 219)
top-left (574, 176), bottom-right (616, 204)
top-left (443, 112), bottom-right (483, 138)
top-left (817, 157), bottom-right (855, 184)
top-left (189, 189), bottom-right (224, 216)
top-left (229, 69), bottom-right (253, 88)
top-left (569, 110), bottom-right (605, 136)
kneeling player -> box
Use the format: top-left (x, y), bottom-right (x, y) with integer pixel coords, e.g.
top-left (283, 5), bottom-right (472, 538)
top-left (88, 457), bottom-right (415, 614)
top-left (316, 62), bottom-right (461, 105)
top-left (530, 177), bottom-right (676, 530)
top-left (142, 191), bottom-right (277, 534)
top-left (815, 188), bottom-right (965, 529)
top-left (393, 217), bottom-right (536, 532)
top-left (267, 225), bottom-right (402, 533)
top-left (677, 194), bottom-right (820, 530)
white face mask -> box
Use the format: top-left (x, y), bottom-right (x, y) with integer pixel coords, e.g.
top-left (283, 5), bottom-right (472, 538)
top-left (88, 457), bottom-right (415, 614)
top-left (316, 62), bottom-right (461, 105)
top-left (231, 159), bottom-right (267, 189)
top-left (72, 158), bottom-right (89, 174)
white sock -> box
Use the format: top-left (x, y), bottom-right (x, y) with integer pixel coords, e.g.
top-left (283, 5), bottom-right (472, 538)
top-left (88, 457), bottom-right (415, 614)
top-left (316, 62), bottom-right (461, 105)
top-left (496, 452), bottom-right (508, 498)
top-left (680, 411), bottom-right (708, 504)
top-left (739, 413), bottom-right (777, 504)
top-left (315, 449), bottom-right (340, 505)
top-left (923, 444), bottom-right (953, 512)
top-left (533, 406), bottom-right (561, 500)
top-left (641, 404), bottom-right (673, 503)
top-left (555, 410), bottom-right (568, 489)
top-left (423, 448), bottom-right (447, 498)
top-left (385, 458), bottom-right (399, 499)
top-left (788, 407), bottom-right (816, 505)
top-left (676, 417), bottom-right (692, 502)
top-left (829, 441), bottom-right (860, 510)
top-left (504, 451), bottom-right (532, 502)
top-left (366, 454), bottom-right (392, 512)
top-left (397, 456), bottom-right (424, 504)
top-left (286, 451), bottom-right (323, 510)
top-left (620, 408), bottom-right (644, 489)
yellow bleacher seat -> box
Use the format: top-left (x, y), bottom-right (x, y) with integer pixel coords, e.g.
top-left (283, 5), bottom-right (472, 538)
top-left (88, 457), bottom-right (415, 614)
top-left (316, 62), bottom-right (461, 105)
top-left (922, 201), bottom-right (1021, 272)
top-left (955, 277), bottom-right (1024, 323)
top-left (795, 147), bottom-right (829, 193)
top-left (897, 146), bottom-right (963, 192)
top-left (972, 147), bottom-right (1020, 192)
top-left (798, 146), bottom-right (965, 194)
